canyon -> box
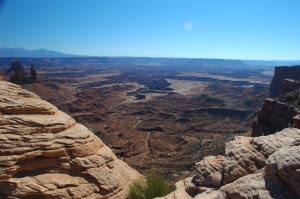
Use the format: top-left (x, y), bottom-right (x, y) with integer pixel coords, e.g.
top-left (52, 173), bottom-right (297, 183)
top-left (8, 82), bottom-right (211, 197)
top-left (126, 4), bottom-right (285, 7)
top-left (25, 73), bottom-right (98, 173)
top-left (1, 1), bottom-right (300, 198)
top-left (0, 58), bottom-right (300, 198)
top-left (157, 65), bottom-right (300, 199)
top-left (0, 57), bottom-right (272, 180)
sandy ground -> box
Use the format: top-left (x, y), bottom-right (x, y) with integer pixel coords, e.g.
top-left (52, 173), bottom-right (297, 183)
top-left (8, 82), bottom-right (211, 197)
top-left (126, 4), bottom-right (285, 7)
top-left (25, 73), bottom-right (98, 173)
top-left (122, 83), bottom-right (168, 103)
top-left (261, 70), bottom-right (274, 76)
top-left (178, 72), bottom-right (271, 84)
top-left (55, 73), bottom-right (120, 85)
top-left (166, 79), bottom-right (208, 96)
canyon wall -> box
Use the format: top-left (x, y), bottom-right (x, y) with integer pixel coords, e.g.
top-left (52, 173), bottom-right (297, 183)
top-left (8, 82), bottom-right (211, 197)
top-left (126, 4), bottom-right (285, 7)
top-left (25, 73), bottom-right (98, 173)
top-left (270, 66), bottom-right (300, 97)
top-left (252, 66), bottom-right (300, 137)
top-left (251, 98), bottom-right (299, 136)
top-left (160, 66), bottom-right (300, 199)
top-left (280, 79), bottom-right (300, 95)
top-left (0, 80), bottom-right (141, 199)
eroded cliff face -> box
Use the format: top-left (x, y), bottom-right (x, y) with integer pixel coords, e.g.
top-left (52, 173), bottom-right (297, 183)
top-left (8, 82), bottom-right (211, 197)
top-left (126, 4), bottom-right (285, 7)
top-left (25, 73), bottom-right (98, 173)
top-left (158, 66), bottom-right (300, 199)
top-left (270, 66), bottom-right (300, 97)
top-left (280, 79), bottom-right (300, 95)
top-left (252, 98), bottom-right (299, 136)
top-left (252, 66), bottom-right (300, 137)
top-left (7, 61), bottom-right (39, 84)
top-left (0, 80), bottom-right (141, 199)
top-left (156, 128), bottom-right (300, 199)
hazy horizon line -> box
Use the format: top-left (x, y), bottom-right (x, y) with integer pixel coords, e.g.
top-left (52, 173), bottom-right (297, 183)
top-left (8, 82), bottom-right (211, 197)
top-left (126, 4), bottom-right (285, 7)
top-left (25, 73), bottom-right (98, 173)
top-left (1, 46), bottom-right (300, 62)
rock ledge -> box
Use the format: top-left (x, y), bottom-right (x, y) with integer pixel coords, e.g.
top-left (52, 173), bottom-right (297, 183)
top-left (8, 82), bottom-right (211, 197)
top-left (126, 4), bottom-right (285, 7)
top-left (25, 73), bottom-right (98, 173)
top-left (0, 81), bottom-right (140, 199)
top-left (156, 128), bottom-right (300, 199)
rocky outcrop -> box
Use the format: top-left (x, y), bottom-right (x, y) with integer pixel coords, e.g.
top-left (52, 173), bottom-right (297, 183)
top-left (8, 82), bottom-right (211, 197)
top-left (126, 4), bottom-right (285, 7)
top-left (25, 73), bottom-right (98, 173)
top-left (252, 98), bottom-right (299, 136)
top-left (293, 114), bottom-right (300, 129)
top-left (8, 61), bottom-right (39, 84)
top-left (252, 66), bottom-right (300, 137)
top-left (156, 128), bottom-right (300, 199)
top-left (30, 64), bottom-right (39, 82)
top-left (270, 66), bottom-right (300, 97)
top-left (8, 61), bottom-right (27, 84)
top-left (0, 80), bottom-right (141, 199)
top-left (280, 79), bottom-right (300, 96)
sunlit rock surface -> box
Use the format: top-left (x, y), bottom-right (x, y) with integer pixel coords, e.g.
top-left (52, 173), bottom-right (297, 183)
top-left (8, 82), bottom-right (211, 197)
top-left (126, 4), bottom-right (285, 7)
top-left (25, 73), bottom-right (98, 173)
top-left (0, 80), bottom-right (141, 199)
top-left (156, 128), bottom-right (300, 199)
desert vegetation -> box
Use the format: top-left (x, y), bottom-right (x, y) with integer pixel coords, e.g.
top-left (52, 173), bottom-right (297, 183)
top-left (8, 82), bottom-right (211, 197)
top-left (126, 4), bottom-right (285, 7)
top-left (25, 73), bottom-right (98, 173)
top-left (128, 175), bottom-right (172, 199)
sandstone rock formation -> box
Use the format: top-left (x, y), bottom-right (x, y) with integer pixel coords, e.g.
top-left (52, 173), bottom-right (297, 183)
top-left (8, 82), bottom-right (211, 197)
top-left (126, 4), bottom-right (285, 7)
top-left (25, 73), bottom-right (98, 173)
top-left (8, 61), bottom-right (26, 84)
top-left (30, 64), bottom-right (39, 82)
top-left (270, 66), bottom-right (300, 97)
top-left (0, 80), bottom-right (141, 199)
top-left (156, 128), bottom-right (300, 199)
top-left (8, 61), bottom-right (39, 84)
top-left (252, 66), bottom-right (300, 137)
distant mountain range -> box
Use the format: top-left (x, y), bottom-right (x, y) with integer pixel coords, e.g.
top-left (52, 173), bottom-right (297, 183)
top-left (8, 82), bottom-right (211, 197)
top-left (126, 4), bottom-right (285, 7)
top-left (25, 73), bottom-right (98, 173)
top-left (242, 60), bottom-right (300, 67)
top-left (0, 47), bottom-right (80, 57)
top-left (0, 47), bottom-right (299, 67)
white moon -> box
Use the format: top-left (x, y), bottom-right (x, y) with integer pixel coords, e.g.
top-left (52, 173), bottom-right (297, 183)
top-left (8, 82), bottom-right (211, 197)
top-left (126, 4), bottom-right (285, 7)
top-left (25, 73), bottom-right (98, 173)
top-left (184, 21), bottom-right (193, 31)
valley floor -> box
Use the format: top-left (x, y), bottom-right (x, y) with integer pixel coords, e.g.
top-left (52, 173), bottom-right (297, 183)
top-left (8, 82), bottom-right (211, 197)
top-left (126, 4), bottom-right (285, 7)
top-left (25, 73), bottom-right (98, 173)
top-left (1, 58), bottom-right (272, 181)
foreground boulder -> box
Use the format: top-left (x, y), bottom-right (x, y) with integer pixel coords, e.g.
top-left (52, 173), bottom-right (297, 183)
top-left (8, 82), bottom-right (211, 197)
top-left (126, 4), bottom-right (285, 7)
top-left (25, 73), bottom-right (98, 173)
top-left (0, 81), bottom-right (141, 199)
top-left (156, 128), bottom-right (300, 199)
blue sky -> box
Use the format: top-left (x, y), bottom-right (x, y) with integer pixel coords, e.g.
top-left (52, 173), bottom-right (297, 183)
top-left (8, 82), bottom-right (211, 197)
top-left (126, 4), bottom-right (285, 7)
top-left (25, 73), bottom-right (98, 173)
top-left (0, 0), bottom-right (300, 59)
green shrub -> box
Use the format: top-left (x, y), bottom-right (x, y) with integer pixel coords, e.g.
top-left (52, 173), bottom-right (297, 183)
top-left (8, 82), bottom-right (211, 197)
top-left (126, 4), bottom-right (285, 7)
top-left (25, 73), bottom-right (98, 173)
top-left (128, 175), bottom-right (172, 199)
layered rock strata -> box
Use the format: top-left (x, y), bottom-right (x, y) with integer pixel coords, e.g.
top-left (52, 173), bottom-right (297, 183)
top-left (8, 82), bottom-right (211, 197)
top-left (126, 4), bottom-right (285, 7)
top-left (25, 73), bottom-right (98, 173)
top-left (270, 65), bottom-right (300, 97)
top-left (252, 98), bottom-right (299, 136)
top-left (156, 128), bottom-right (300, 199)
top-left (280, 79), bottom-right (300, 96)
top-left (0, 80), bottom-right (140, 199)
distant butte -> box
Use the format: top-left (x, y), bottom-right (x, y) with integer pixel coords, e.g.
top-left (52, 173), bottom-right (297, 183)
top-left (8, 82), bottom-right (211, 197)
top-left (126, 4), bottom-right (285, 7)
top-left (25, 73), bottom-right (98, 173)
top-left (7, 61), bottom-right (39, 84)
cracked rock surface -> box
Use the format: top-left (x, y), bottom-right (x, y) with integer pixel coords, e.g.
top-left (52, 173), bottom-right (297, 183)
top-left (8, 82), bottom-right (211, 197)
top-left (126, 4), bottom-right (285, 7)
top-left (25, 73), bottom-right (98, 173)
top-left (0, 81), bottom-right (141, 199)
top-left (156, 128), bottom-right (300, 199)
